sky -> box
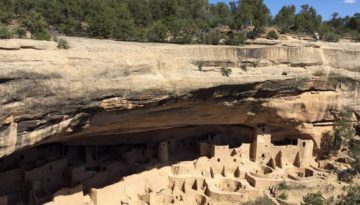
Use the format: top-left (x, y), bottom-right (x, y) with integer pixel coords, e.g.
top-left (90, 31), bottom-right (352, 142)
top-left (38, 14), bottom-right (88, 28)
top-left (209, 0), bottom-right (360, 20)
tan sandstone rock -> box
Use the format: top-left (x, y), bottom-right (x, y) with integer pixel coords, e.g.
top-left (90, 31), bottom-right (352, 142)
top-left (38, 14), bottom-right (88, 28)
top-left (0, 37), bottom-right (359, 158)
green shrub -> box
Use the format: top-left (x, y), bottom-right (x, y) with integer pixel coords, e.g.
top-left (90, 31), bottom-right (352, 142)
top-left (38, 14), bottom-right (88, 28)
top-left (356, 33), bottom-right (360, 42)
top-left (220, 66), bottom-right (232, 77)
top-left (171, 32), bottom-right (193, 44)
top-left (242, 196), bottom-right (276, 205)
top-left (349, 138), bottom-right (360, 172)
top-left (0, 25), bottom-right (12, 39)
top-left (319, 118), bottom-right (355, 160)
top-left (278, 182), bottom-right (306, 190)
top-left (32, 30), bottom-right (51, 41)
top-left (240, 64), bottom-right (247, 71)
top-left (148, 21), bottom-right (168, 42)
top-left (278, 192), bottom-right (288, 200)
top-left (351, 155), bottom-right (360, 172)
top-left (247, 27), bottom-right (266, 40)
top-left (198, 62), bottom-right (203, 71)
top-left (15, 27), bottom-right (27, 38)
top-left (247, 30), bottom-right (258, 40)
top-left (332, 133), bottom-right (343, 153)
top-left (326, 196), bottom-right (335, 205)
top-left (57, 38), bottom-right (70, 49)
top-left (302, 192), bottom-right (324, 205)
top-left (53, 35), bottom-right (59, 42)
top-left (253, 59), bottom-right (261, 67)
top-left (266, 30), bottom-right (279, 40)
top-left (337, 135), bottom-right (360, 181)
top-left (278, 182), bottom-right (291, 190)
top-left (256, 27), bottom-right (266, 34)
top-left (335, 120), bottom-right (355, 140)
top-left (225, 32), bottom-right (245, 45)
top-left (21, 11), bottom-right (47, 34)
top-left (205, 30), bottom-right (221, 45)
top-left (322, 32), bottom-right (340, 42)
top-left (339, 185), bottom-right (360, 205)
top-left (337, 169), bottom-right (357, 182)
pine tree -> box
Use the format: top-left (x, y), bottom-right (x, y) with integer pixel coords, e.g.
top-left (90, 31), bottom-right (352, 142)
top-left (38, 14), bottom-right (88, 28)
top-left (294, 4), bottom-right (322, 33)
top-left (274, 5), bottom-right (296, 33)
top-left (235, 0), bottom-right (270, 29)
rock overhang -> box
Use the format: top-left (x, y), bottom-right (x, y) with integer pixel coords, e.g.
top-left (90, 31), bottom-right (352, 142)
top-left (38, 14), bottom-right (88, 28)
top-left (0, 37), bottom-right (360, 158)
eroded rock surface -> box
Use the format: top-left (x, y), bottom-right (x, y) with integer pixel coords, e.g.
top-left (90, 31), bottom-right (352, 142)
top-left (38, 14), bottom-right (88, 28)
top-left (0, 38), bottom-right (360, 158)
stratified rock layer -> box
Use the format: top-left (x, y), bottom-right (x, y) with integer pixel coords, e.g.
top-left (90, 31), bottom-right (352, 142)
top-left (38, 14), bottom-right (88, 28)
top-left (0, 38), bottom-right (360, 157)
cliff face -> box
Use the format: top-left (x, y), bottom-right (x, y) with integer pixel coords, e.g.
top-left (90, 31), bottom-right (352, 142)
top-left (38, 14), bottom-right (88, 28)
top-left (0, 38), bottom-right (359, 158)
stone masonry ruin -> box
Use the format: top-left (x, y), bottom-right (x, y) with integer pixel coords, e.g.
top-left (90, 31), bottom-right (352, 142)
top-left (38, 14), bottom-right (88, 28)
top-left (0, 124), bottom-right (331, 205)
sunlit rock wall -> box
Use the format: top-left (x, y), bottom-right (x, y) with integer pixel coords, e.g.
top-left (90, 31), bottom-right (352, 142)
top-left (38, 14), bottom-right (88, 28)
top-left (0, 38), bottom-right (359, 157)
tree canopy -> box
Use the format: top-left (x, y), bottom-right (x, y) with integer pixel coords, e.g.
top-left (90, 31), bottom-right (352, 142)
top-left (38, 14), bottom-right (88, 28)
top-left (234, 0), bottom-right (270, 29)
top-left (0, 0), bottom-right (358, 43)
top-left (294, 4), bottom-right (322, 33)
top-left (274, 5), bottom-right (296, 33)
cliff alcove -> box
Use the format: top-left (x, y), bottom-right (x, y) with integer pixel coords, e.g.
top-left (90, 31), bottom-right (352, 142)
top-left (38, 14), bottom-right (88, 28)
top-left (0, 37), bottom-right (359, 204)
top-left (0, 124), bottom-right (319, 205)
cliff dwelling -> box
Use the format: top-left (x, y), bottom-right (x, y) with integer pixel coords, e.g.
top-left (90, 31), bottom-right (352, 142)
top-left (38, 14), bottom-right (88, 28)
top-left (0, 124), bottom-right (336, 205)
top-left (0, 33), bottom-right (359, 205)
top-left (0, 0), bottom-right (360, 203)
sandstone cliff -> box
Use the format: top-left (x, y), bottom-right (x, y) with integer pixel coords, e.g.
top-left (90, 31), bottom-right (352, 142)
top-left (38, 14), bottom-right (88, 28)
top-left (0, 38), bottom-right (359, 158)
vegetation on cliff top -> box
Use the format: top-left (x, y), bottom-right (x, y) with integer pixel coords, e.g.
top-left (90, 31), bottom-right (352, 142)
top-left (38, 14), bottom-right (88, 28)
top-left (0, 0), bottom-right (358, 44)
top-left (242, 196), bottom-right (276, 205)
top-left (339, 185), bottom-right (360, 205)
top-left (301, 192), bottom-right (324, 205)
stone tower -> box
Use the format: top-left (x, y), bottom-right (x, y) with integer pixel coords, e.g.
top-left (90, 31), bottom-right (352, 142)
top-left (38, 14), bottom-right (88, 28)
top-left (158, 142), bottom-right (169, 162)
top-left (251, 125), bottom-right (271, 162)
top-left (297, 139), bottom-right (314, 167)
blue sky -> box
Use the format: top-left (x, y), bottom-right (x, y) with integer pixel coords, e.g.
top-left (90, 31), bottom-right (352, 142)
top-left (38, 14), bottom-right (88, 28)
top-left (209, 0), bottom-right (360, 20)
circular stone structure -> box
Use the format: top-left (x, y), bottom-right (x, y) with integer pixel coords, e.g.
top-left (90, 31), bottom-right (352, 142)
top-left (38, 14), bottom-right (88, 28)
top-left (207, 178), bottom-right (247, 203)
top-left (214, 179), bottom-right (243, 192)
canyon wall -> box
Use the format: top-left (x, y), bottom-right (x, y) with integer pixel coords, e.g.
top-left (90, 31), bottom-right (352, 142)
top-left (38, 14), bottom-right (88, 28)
top-left (0, 38), bottom-right (359, 158)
